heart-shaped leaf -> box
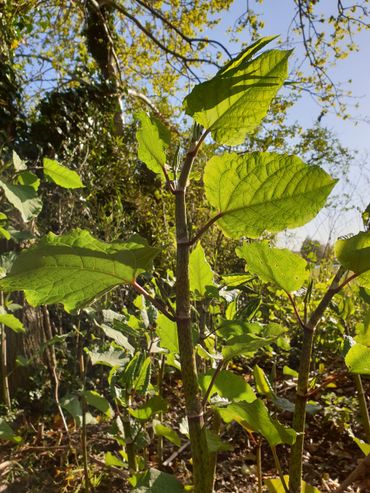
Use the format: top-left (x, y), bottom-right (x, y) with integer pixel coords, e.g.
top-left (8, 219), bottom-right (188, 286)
top-left (204, 152), bottom-right (336, 238)
top-left (236, 241), bottom-right (309, 292)
top-left (189, 242), bottom-right (214, 297)
top-left (0, 229), bottom-right (159, 312)
top-left (335, 231), bottom-right (370, 274)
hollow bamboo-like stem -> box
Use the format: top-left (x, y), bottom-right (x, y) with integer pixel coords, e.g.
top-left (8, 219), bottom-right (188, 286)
top-left (174, 129), bottom-right (212, 493)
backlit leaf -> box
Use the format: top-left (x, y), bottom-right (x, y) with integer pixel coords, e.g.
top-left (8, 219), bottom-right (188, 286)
top-left (0, 180), bottom-right (42, 222)
top-left (204, 152), bottom-right (336, 238)
top-left (136, 111), bottom-right (171, 178)
top-left (184, 37), bottom-right (290, 145)
top-left (156, 313), bottom-right (179, 353)
top-left (189, 242), bottom-right (214, 297)
top-left (335, 231), bottom-right (370, 274)
top-left (0, 229), bottom-right (159, 312)
top-left (236, 242), bottom-right (308, 292)
top-left (345, 342), bottom-right (370, 374)
top-left (43, 158), bottom-right (84, 188)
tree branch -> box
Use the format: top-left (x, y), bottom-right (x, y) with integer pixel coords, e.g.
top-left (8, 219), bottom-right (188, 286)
top-left (106, 0), bottom-right (221, 68)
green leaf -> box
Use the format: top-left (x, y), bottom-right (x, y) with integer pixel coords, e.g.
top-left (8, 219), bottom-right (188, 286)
top-left (136, 111), bottom-right (171, 178)
top-left (189, 242), bottom-right (214, 297)
top-left (0, 229), bottom-right (159, 312)
top-left (222, 333), bottom-right (276, 361)
top-left (0, 180), bottom-right (42, 222)
top-left (205, 429), bottom-right (233, 452)
top-left (129, 396), bottom-right (167, 421)
top-left (345, 343), bottom-right (370, 374)
top-left (133, 356), bottom-right (151, 394)
top-left (156, 313), bottom-right (179, 353)
top-left (0, 226), bottom-right (11, 240)
top-left (335, 231), bottom-right (370, 274)
top-left (61, 395), bottom-right (83, 425)
top-left (236, 242), bottom-right (308, 292)
top-left (0, 418), bottom-right (22, 443)
top-left (265, 476), bottom-right (321, 493)
top-left (43, 158), bottom-right (84, 189)
top-left (88, 349), bottom-right (128, 368)
top-left (254, 364), bottom-right (274, 397)
top-left (221, 273), bottom-right (253, 287)
top-left (12, 151), bottom-right (27, 171)
top-left (17, 171), bottom-right (40, 191)
top-left (199, 369), bottom-right (256, 403)
top-left (184, 37), bottom-right (291, 145)
top-left (0, 309), bottom-right (25, 333)
top-left (204, 152), bottom-right (336, 239)
top-left (352, 436), bottom-right (370, 455)
top-left (153, 420), bottom-right (181, 447)
top-left (83, 390), bottom-right (113, 418)
top-left (98, 323), bottom-right (134, 354)
top-left (218, 399), bottom-right (296, 446)
top-left (131, 468), bottom-right (184, 493)
top-left (105, 451), bottom-right (127, 468)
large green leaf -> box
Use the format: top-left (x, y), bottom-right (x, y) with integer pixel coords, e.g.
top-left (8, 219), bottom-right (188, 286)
top-left (345, 342), bottom-right (370, 374)
top-left (335, 231), bottom-right (370, 274)
top-left (0, 229), bottom-right (159, 312)
top-left (184, 37), bottom-right (291, 145)
top-left (236, 241), bottom-right (308, 292)
top-left (204, 152), bottom-right (336, 238)
top-left (189, 242), bottom-right (214, 297)
top-left (43, 158), bottom-right (84, 189)
top-left (199, 369), bottom-right (256, 403)
top-left (218, 399), bottom-right (296, 446)
top-left (136, 111), bottom-right (171, 178)
top-left (0, 180), bottom-right (42, 222)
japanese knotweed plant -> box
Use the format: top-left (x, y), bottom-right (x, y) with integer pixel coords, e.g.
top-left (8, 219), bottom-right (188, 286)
top-left (1, 36), bottom-right (370, 493)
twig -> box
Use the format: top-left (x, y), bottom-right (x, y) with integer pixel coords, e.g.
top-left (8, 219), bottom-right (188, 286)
top-left (202, 360), bottom-right (224, 407)
top-left (334, 453), bottom-right (370, 493)
top-left (188, 213), bottom-right (223, 246)
top-left (132, 281), bottom-right (176, 322)
top-left (162, 440), bottom-right (191, 466)
top-left (106, 0), bottom-right (221, 68)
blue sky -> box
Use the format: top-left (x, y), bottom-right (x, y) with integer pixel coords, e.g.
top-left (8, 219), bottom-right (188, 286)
top-left (208, 0), bottom-right (370, 247)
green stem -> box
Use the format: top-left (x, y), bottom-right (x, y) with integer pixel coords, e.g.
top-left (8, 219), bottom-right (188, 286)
top-left (353, 373), bottom-right (370, 443)
top-left (0, 291), bottom-right (11, 408)
top-left (271, 445), bottom-right (289, 493)
top-left (289, 267), bottom-right (345, 493)
top-left (174, 128), bottom-right (211, 493)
